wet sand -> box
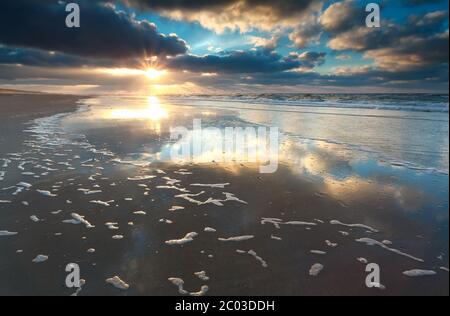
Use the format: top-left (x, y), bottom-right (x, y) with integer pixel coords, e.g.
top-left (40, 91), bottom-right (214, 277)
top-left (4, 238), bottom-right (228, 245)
top-left (0, 91), bottom-right (81, 153)
top-left (0, 95), bottom-right (448, 296)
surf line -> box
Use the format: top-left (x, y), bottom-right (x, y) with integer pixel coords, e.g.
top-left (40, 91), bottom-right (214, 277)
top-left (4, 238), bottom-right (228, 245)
top-left (175, 300), bottom-right (210, 314)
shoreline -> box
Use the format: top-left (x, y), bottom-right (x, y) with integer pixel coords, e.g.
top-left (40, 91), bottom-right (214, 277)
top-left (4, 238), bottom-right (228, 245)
top-left (0, 91), bottom-right (83, 153)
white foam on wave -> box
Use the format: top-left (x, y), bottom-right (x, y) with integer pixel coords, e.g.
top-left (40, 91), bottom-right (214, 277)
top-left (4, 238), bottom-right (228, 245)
top-left (32, 255), bottom-right (49, 263)
top-left (1, 159), bottom-right (11, 168)
top-left (403, 269), bottom-right (437, 277)
top-left (357, 258), bottom-right (368, 264)
top-left (111, 158), bottom-right (151, 168)
top-left (127, 175), bottom-right (156, 181)
top-left (195, 271), bottom-right (210, 281)
top-left (325, 240), bottom-right (338, 248)
top-left (90, 200), bottom-right (114, 207)
top-left (17, 182), bottom-right (32, 189)
top-left (174, 170), bottom-right (193, 175)
top-left (190, 183), bottom-right (230, 188)
top-left (176, 191), bottom-right (247, 206)
top-left (190, 286), bottom-right (209, 297)
top-left (310, 250), bottom-right (327, 255)
top-left (261, 218), bottom-right (316, 229)
top-left (168, 278), bottom-right (209, 296)
top-left (223, 192), bottom-right (248, 204)
top-left (237, 250), bottom-right (268, 268)
top-left (63, 213), bottom-right (95, 228)
top-left (165, 232), bottom-right (198, 245)
top-left (78, 188), bottom-right (102, 195)
top-left (106, 276), bottom-right (129, 290)
top-left (36, 190), bottom-right (58, 197)
top-left (169, 206), bottom-right (185, 212)
top-left (163, 177), bottom-right (181, 185)
top-left (176, 191), bottom-right (219, 206)
top-left (356, 238), bottom-right (424, 263)
top-left (218, 235), bottom-right (254, 242)
top-left (168, 278), bottom-right (188, 295)
top-left (309, 263), bottom-right (324, 276)
top-left (157, 185), bottom-right (190, 193)
top-left (0, 231), bottom-right (18, 237)
top-left (106, 222), bottom-right (119, 230)
top-left (12, 187), bottom-right (24, 195)
top-left (330, 220), bottom-right (379, 233)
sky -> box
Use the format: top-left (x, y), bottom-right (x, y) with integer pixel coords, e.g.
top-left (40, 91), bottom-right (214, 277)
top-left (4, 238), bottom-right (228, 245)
top-left (0, 0), bottom-right (448, 94)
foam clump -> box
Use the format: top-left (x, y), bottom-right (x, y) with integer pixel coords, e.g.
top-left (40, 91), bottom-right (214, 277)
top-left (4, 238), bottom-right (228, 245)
top-left (106, 276), bottom-right (130, 290)
top-left (218, 235), bottom-right (254, 242)
top-left (403, 270), bottom-right (437, 277)
top-left (309, 263), bottom-right (324, 276)
top-left (166, 232), bottom-right (198, 245)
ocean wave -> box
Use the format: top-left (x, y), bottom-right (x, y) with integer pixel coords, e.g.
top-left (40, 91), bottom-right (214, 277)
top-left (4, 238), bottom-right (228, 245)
top-left (165, 94), bottom-right (449, 113)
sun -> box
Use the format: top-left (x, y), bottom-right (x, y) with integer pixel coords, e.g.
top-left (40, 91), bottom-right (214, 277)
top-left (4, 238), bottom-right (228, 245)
top-left (145, 68), bottom-right (166, 80)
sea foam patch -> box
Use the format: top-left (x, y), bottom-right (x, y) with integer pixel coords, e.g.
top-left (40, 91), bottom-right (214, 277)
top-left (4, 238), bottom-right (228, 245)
top-left (237, 250), bottom-right (268, 268)
top-left (166, 232), bottom-right (198, 245)
top-left (262, 218), bottom-right (317, 229)
top-left (106, 276), bottom-right (129, 290)
top-left (63, 213), bottom-right (95, 228)
top-left (90, 200), bottom-right (114, 207)
top-left (403, 270), bottom-right (437, 277)
top-left (356, 238), bottom-right (424, 263)
top-left (331, 220), bottom-right (379, 233)
top-left (127, 175), bottom-right (156, 181)
top-left (32, 255), bottom-right (49, 263)
top-left (0, 230), bottom-right (18, 237)
top-left (190, 183), bottom-right (230, 188)
top-left (309, 263), bottom-right (324, 276)
top-left (194, 271), bottom-right (210, 281)
top-left (218, 235), bottom-right (254, 242)
top-left (36, 190), bottom-right (57, 197)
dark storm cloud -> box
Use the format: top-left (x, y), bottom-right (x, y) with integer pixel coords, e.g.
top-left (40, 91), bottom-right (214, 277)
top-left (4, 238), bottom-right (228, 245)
top-left (0, 0), bottom-right (188, 60)
top-left (0, 46), bottom-right (95, 67)
top-left (165, 48), bottom-right (326, 74)
top-left (123, 0), bottom-right (319, 16)
top-left (0, 45), bottom-right (147, 69)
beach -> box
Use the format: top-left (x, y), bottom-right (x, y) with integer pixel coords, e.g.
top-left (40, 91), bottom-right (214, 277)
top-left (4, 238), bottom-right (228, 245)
top-left (0, 93), bottom-right (448, 296)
